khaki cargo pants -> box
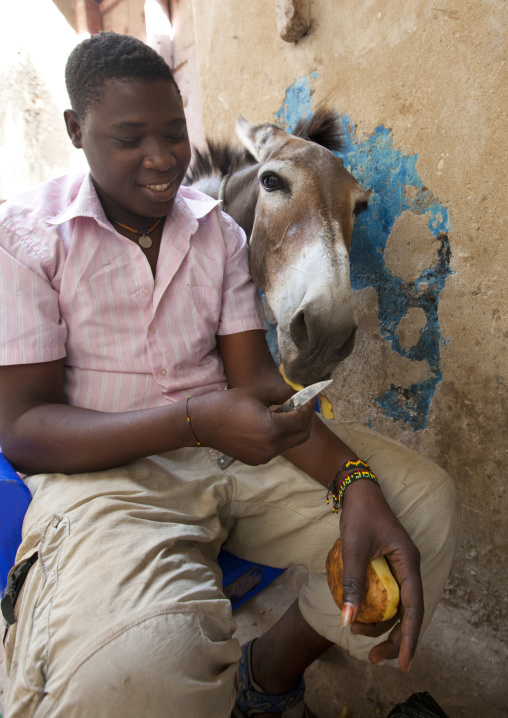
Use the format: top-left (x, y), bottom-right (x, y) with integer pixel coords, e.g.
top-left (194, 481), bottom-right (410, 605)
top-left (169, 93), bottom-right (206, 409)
top-left (3, 421), bottom-right (461, 718)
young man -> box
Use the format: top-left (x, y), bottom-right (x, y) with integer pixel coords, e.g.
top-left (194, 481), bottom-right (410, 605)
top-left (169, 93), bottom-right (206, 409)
top-left (0, 32), bottom-right (460, 718)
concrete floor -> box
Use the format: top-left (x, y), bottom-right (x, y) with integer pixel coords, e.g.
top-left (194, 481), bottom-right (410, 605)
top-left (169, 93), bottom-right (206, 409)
top-left (1, 567), bottom-right (507, 717)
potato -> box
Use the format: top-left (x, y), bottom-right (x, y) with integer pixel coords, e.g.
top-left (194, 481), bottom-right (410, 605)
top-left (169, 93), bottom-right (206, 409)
top-left (326, 538), bottom-right (400, 624)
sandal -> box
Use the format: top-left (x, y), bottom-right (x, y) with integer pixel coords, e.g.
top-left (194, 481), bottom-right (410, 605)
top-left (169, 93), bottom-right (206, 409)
top-left (232, 640), bottom-right (319, 718)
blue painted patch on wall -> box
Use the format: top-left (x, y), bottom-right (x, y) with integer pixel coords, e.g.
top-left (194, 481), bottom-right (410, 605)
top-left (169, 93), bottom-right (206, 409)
top-left (274, 74), bottom-right (453, 431)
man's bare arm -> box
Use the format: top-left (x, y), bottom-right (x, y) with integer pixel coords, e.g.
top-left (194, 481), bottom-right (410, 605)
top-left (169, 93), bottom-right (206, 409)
top-left (0, 351), bottom-right (313, 476)
top-left (0, 360), bottom-right (193, 474)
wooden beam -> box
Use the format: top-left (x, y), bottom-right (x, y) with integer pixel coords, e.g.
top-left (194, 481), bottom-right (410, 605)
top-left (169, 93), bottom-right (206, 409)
top-left (75, 0), bottom-right (102, 35)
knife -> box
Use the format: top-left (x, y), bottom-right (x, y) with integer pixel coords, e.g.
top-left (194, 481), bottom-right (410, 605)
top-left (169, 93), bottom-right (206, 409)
top-left (216, 379), bottom-right (333, 470)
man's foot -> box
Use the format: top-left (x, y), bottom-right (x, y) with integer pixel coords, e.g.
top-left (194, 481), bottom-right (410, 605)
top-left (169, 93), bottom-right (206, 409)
top-left (232, 600), bottom-right (331, 717)
top-left (232, 640), bottom-right (319, 718)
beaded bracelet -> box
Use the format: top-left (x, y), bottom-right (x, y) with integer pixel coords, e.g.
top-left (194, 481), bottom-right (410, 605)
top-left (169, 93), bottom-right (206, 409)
top-left (340, 459), bottom-right (372, 473)
top-left (326, 459), bottom-right (379, 513)
top-left (186, 396), bottom-right (201, 446)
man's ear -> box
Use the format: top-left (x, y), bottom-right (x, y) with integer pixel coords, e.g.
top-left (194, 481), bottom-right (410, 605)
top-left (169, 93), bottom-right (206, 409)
top-left (64, 109), bottom-right (83, 149)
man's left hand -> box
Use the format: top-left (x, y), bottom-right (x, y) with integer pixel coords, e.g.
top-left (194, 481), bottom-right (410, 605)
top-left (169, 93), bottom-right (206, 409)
top-left (339, 478), bottom-right (423, 672)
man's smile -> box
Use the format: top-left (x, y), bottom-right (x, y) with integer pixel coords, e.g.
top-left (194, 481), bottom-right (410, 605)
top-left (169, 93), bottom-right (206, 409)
top-left (144, 182), bottom-right (172, 192)
top-left (139, 178), bottom-right (180, 203)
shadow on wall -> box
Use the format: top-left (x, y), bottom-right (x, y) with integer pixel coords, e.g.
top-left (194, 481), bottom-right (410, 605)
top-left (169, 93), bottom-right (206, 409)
top-left (274, 74), bottom-right (453, 431)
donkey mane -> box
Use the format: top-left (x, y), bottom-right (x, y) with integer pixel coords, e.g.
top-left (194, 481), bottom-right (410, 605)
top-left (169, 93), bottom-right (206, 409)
top-left (185, 143), bottom-right (256, 186)
top-left (185, 106), bottom-right (343, 185)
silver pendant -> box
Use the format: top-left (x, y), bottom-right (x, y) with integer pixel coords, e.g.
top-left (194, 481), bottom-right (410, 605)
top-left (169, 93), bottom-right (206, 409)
top-left (139, 234), bottom-right (152, 249)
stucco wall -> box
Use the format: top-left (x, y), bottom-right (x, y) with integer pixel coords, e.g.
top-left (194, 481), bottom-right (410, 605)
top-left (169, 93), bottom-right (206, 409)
top-left (190, 0), bottom-right (508, 638)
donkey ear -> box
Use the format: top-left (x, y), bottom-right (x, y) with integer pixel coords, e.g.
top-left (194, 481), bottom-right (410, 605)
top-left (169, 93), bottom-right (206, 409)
top-left (235, 116), bottom-right (277, 161)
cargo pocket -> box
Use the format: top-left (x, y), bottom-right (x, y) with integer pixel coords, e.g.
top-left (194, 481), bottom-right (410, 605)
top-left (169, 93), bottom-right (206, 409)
top-left (4, 514), bottom-right (69, 693)
top-left (2, 552), bottom-right (39, 631)
top-left (2, 551), bottom-right (39, 675)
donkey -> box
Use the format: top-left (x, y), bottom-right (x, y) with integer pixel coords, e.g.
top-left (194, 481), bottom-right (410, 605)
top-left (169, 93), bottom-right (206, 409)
top-left (185, 108), bottom-right (371, 385)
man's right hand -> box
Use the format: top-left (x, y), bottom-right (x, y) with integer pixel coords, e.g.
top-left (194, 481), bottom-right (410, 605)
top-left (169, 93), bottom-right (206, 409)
top-left (189, 385), bottom-right (315, 466)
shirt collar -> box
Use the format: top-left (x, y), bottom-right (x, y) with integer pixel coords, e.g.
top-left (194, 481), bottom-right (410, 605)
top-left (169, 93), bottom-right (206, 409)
top-left (46, 172), bottom-right (109, 227)
top-left (175, 185), bottom-right (221, 220)
top-left (47, 172), bottom-right (221, 231)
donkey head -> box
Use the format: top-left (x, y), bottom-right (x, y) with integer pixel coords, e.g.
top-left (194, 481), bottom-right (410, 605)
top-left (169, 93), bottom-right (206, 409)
top-left (236, 111), bottom-right (371, 384)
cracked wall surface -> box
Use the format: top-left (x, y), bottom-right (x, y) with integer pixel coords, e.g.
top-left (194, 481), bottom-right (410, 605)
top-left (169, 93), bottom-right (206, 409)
top-left (191, 0), bottom-right (508, 638)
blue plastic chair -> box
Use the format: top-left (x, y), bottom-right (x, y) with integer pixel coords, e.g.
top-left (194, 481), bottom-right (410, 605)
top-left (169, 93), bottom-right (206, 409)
top-left (0, 452), bottom-right (283, 605)
top-left (0, 453), bottom-right (31, 596)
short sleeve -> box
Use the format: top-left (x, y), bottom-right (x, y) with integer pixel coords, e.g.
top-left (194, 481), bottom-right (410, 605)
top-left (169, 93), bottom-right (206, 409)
top-left (0, 227), bottom-right (67, 365)
top-left (217, 213), bottom-right (266, 336)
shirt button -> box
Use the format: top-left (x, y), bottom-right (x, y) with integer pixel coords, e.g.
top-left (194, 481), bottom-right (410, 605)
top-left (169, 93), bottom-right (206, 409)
top-left (149, 326), bottom-right (156, 333)
top-left (160, 369), bottom-right (167, 377)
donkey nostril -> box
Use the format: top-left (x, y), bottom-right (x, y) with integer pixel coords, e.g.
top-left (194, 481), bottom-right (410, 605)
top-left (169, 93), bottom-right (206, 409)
top-left (290, 310), bottom-right (309, 349)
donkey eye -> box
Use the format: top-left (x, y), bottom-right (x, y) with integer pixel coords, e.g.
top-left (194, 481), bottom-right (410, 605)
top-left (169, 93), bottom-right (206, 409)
top-left (353, 201), bottom-right (368, 218)
top-left (261, 173), bottom-right (282, 191)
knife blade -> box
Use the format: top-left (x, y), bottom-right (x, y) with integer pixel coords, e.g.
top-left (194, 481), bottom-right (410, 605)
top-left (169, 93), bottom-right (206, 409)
top-left (216, 379), bottom-right (333, 470)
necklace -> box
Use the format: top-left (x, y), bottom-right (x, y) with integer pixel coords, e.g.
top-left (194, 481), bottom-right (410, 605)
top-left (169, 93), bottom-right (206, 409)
top-left (114, 217), bottom-right (162, 248)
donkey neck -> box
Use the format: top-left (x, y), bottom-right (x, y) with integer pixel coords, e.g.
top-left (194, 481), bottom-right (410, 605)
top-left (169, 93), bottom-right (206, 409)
top-left (221, 164), bottom-right (259, 239)
top-left (187, 164), bottom-right (259, 239)
top-left (189, 175), bottom-right (222, 199)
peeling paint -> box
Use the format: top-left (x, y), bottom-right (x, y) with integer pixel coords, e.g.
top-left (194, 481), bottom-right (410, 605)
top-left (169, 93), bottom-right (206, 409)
top-left (273, 71), bottom-right (318, 128)
top-left (274, 74), bottom-right (453, 430)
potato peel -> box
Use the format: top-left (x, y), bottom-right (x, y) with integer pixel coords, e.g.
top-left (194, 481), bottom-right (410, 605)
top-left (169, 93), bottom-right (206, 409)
top-left (279, 364), bottom-right (335, 418)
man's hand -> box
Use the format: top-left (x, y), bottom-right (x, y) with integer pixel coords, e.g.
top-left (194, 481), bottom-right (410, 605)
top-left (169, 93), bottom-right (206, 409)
top-left (189, 385), bottom-right (315, 465)
top-left (339, 479), bottom-right (423, 672)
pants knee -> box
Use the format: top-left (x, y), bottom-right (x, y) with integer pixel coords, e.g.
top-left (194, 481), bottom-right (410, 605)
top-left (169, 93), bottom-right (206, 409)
top-left (35, 609), bottom-right (240, 718)
top-left (415, 472), bottom-right (462, 568)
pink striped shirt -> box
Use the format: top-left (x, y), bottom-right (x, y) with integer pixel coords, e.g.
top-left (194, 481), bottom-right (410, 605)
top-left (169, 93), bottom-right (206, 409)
top-left (0, 172), bottom-right (266, 412)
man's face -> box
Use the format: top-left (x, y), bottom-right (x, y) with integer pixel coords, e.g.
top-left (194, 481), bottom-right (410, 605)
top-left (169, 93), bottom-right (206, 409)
top-left (65, 78), bottom-right (191, 226)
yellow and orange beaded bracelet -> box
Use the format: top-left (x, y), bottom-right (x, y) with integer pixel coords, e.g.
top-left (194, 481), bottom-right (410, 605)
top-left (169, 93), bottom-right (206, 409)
top-left (326, 459), bottom-right (379, 513)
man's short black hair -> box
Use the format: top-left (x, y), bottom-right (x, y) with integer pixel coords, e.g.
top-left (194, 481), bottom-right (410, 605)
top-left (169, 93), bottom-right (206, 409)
top-left (65, 31), bottom-right (180, 117)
